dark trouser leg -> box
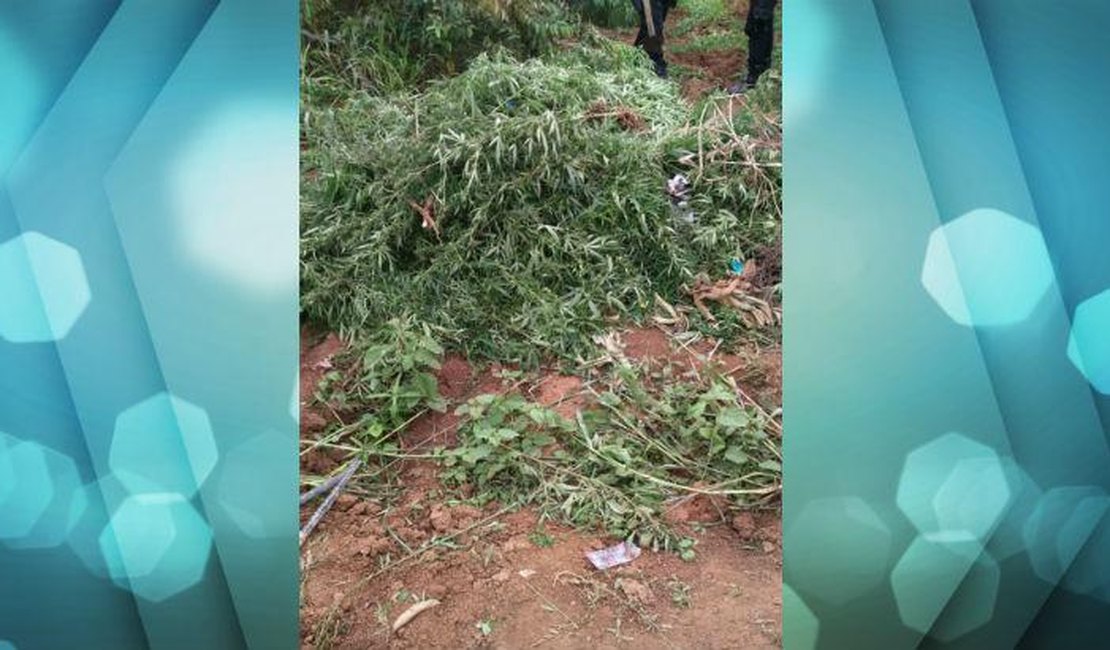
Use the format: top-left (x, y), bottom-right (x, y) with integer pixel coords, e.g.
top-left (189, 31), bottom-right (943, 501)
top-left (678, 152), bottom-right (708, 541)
top-left (631, 0), bottom-right (669, 76)
top-left (745, 0), bottom-right (777, 83)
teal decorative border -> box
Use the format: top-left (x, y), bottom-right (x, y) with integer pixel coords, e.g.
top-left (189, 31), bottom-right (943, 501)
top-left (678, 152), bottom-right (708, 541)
top-left (785, 1), bottom-right (1110, 647)
top-left (0, 2), bottom-right (298, 648)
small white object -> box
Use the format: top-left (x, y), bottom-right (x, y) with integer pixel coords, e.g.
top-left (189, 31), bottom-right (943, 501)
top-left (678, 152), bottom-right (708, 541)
top-left (586, 541), bottom-right (641, 570)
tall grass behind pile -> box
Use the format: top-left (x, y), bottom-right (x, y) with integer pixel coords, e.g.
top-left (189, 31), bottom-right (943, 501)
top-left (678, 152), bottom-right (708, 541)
top-left (302, 0), bottom-right (577, 102)
top-left (566, 0), bottom-right (638, 27)
top-left (302, 45), bottom-right (780, 365)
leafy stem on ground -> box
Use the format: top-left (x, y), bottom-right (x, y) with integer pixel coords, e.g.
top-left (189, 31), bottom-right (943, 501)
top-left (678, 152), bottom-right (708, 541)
top-left (431, 363), bottom-right (780, 550)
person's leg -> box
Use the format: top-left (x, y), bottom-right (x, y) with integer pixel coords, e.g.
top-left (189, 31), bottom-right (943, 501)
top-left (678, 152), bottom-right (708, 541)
top-left (632, 0), bottom-right (646, 48)
top-left (745, 0), bottom-right (777, 83)
top-left (651, 0), bottom-right (669, 77)
top-left (730, 0), bottom-right (776, 93)
top-left (631, 0), bottom-right (668, 77)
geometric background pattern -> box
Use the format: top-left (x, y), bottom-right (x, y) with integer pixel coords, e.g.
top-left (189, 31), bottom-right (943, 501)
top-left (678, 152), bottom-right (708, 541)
top-left (0, 2), bottom-right (297, 648)
top-left (785, 1), bottom-right (1110, 647)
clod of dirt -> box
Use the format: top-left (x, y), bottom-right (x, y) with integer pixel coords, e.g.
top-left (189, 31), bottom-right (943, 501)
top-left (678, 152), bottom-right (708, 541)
top-left (584, 99), bottom-right (647, 132)
top-left (750, 241), bottom-right (782, 288)
top-left (623, 327), bottom-right (672, 360)
top-left (731, 512), bottom-right (758, 540)
top-left (299, 330), bottom-right (345, 435)
top-left (436, 354), bottom-right (473, 400)
top-left (355, 536), bottom-right (392, 557)
top-left (429, 505), bottom-right (454, 533)
top-left (349, 500), bottom-right (377, 517)
top-left (618, 578), bottom-right (655, 604)
top-left (301, 411), bottom-right (328, 433)
top-left (662, 491), bottom-right (728, 525)
top-left (426, 584), bottom-right (449, 599)
top-left (501, 536), bottom-right (531, 553)
top-left (533, 374), bottom-right (585, 418)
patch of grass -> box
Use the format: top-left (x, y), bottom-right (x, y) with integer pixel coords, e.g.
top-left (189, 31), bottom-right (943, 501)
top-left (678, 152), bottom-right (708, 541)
top-left (677, 536), bottom-right (697, 561)
top-left (667, 577), bottom-right (692, 608)
top-left (672, 0), bottom-right (731, 37)
top-left (670, 26), bottom-right (746, 54)
top-left (567, 0), bottom-right (638, 28)
top-left (558, 572), bottom-right (661, 631)
top-left (312, 602), bottom-right (350, 650)
top-left (304, 317), bottom-right (447, 462)
top-left (529, 525), bottom-right (557, 548)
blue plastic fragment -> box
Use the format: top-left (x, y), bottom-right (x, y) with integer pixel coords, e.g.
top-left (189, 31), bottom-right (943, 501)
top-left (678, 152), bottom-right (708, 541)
top-left (729, 259), bottom-right (744, 274)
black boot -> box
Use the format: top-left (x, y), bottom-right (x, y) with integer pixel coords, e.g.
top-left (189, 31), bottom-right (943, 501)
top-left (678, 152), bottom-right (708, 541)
top-left (727, 73), bottom-right (757, 95)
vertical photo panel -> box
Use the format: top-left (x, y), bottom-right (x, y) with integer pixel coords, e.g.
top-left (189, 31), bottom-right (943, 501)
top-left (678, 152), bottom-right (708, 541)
top-left (298, 0), bottom-right (782, 648)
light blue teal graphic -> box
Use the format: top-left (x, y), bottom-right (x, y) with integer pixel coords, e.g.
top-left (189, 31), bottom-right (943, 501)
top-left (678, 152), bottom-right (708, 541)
top-left (0, 232), bottom-right (91, 343)
top-left (786, 0), bottom-right (1110, 646)
top-left (68, 477), bottom-right (131, 579)
top-left (0, 0), bottom-right (297, 647)
top-left (921, 208), bottom-right (1054, 327)
top-left (160, 103), bottom-right (298, 297)
top-left (0, 435), bottom-right (85, 550)
top-left (1022, 486), bottom-right (1108, 585)
top-left (987, 458), bottom-right (1043, 560)
top-left (100, 493), bottom-right (214, 602)
top-left (785, 497), bottom-right (893, 605)
top-left (0, 25), bottom-right (41, 172)
top-left (783, 584), bottom-right (819, 650)
top-left (1067, 289), bottom-right (1110, 394)
top-left (893, 534), bottom-right (999, 641)
top-left (0, 433), bottom-right (56, 540)
top-left (896, 432), bottom-right (1009, 541)
top-left (110, 392), bottom-right (218, 497)
top-left (216, 431), bottom-right (294, 539)
top-left (1065, 508), bottom-right (1110, 602)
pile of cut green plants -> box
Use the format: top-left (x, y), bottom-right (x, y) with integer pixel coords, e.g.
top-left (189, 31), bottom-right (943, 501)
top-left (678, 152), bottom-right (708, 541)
top-left (302, 41), bottom-right (782, 367)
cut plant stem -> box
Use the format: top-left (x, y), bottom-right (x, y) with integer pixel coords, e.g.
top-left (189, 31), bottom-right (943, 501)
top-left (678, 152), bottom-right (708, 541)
top-left (300, 457), bottom-right (362, 547)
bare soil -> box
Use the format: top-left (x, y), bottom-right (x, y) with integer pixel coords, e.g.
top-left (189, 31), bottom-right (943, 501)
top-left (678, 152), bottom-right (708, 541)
top-left (299, 328), bottom-right (782, 650)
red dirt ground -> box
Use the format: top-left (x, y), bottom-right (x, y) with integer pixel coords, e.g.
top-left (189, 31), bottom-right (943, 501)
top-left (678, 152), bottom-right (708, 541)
top-left (299, 327), bottom-right (782, 649)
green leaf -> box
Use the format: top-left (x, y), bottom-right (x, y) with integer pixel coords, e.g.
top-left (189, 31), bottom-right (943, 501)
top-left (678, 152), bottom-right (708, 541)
top-left (758, 459), bottom-right (781, 472)
top-left (716, 406), bottom-right (749, 431)
top-left (412, 372), bottom-right (440, 399)
top-left (363, 345), bottom-right (388, 367)
top-left (724, 445), bottom-right (749, 465)
top-left (463, 444), bottom-right (493, 464)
